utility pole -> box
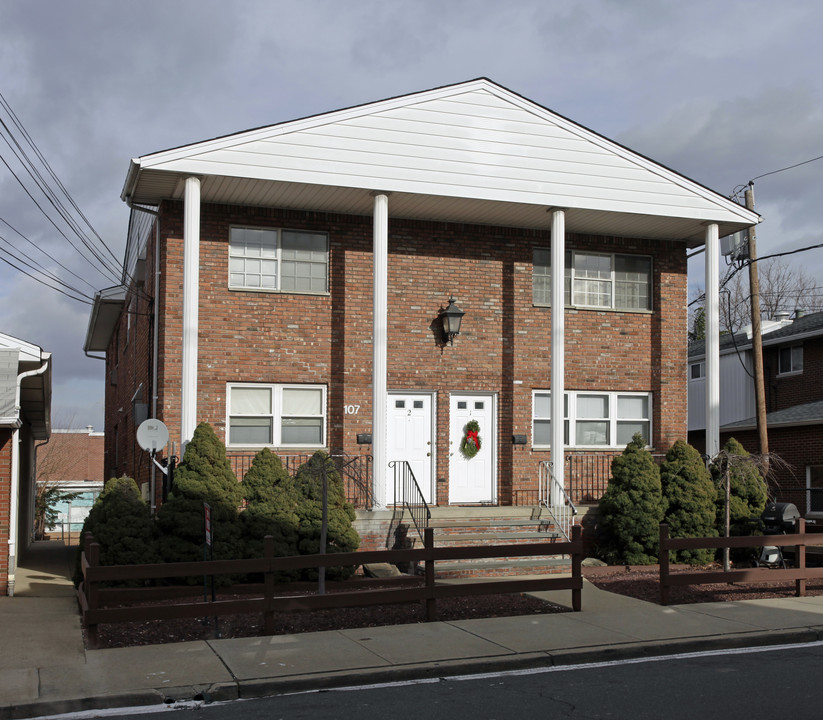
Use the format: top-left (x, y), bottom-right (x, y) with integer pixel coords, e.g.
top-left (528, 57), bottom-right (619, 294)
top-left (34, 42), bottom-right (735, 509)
top-left (745, 182), bottom-right (769, 473)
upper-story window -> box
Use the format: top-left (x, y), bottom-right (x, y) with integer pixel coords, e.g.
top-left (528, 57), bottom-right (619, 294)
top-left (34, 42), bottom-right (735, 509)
top-left (689, 362), bottom-right (705, 380)
top-left (229, 227), bottom-right (329, 293)
top-left (778, 344), bottom-right (803, 376)
top-left (532, 249), bottom-right (652, 311)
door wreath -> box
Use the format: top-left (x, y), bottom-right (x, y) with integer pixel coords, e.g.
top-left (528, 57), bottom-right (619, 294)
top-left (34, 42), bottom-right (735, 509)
top-left (460, 420), bottom-right (482, 459)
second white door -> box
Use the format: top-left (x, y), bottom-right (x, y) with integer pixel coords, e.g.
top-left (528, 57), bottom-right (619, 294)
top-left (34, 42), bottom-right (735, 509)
top-left (386, 393), bottom-right (434, 504)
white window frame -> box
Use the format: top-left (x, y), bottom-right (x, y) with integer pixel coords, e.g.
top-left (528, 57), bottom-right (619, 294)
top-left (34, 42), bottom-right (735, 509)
top-left (777, 344), bottom-right (803, 376)
top-left (532, 390), bottom-right (652, 449)
top-left (228, 226), bottom-right (329, 294)
top-left (807, 465), bottom-right (823, 517)
top-left (532, 248), bottom-right (652, 312)
top-left (226, 383), bottom-right (327, 448)
top-left (689, 361), bottom-right (705, 380)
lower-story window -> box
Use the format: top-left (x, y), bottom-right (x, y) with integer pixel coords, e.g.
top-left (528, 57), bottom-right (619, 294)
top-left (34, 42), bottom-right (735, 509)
top-left (807, 466), bottom-right (823, 515)
top-left (227, 383), bottom-right (326, 447)
top-left (532, 390), bottom-right (652, 448)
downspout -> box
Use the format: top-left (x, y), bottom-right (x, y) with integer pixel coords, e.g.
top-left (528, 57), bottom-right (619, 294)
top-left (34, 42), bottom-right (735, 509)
top-left (126, 198), bottom-right (161, 513)
top-left (9, 359), bottom-right (49, 596)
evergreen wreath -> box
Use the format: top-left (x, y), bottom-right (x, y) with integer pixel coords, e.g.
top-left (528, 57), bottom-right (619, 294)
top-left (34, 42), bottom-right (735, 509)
top-left (460, 420), bottom-right (482, 459)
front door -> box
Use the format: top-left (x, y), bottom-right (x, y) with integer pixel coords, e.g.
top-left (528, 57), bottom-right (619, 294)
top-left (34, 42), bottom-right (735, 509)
top-left (449, 393), bottom-right (496, 504)
top-left (386, 393), bottom-right (434, 504)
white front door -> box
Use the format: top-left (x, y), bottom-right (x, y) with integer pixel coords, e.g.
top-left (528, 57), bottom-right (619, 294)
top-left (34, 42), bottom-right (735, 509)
top-left (449, 394), bottom-right (496, 504)
top-left (386, 393), bottom-right (434, 504)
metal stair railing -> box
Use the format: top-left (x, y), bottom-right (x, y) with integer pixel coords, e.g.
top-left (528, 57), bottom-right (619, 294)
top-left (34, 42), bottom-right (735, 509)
top-left (390, 460), bottom-right (432, 545)
top-left (538, 459), bottom-right (578, 542)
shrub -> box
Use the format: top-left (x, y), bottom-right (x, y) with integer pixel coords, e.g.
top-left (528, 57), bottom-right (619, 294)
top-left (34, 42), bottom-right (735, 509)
top-left (292, 451), bottom-right (360, 580)
top-left (240, 448), bottom-right (301, 580)
top-left (660, 440), bottom-right (717, 564)
top-left (73, 475), bottom-right (158, 586)
top-left (156, 422), bottom-right (242, 570)
top-left (596, 433), bottom-right (666, 565)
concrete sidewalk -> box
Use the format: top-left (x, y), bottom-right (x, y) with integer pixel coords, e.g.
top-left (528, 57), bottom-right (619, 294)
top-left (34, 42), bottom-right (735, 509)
top-left (4, 540), bottom-right (823, 719)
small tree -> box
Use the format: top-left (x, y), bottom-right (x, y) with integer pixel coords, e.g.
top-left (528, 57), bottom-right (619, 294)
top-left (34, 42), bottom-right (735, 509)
top-left (73, 476), bottom-right (158, 586)
top-left (597, 434), bottom-right (666, 565)
top-left (711, 437), bottom-right (769, 568)
top-left (157, 422), bottom-right (243, 567)
top-left (240, 448), bottom-right (301, 579)
top-left (34, 483), bottom-right (81, 540)
top-left (660, 440), bottom-right (717, 564)
top-left (292, 451), bottom-right (360, 580)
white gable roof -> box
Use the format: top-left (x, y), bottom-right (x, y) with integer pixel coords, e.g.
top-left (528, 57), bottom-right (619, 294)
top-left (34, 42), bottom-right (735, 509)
top-left (123, 78), bottom-right (758, 243)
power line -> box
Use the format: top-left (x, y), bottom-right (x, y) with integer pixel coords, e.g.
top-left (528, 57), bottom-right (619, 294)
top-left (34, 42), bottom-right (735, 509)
top-left (751, 153), bottom-right (823, 183)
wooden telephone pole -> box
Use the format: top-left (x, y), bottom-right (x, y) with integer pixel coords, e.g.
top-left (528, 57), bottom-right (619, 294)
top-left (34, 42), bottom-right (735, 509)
top-left (745, 182), bottom-right (769, 471)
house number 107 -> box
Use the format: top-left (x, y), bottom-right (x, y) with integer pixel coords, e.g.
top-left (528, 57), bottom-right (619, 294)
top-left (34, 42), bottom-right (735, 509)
top-left (344, 405), bottom-right (360, 415)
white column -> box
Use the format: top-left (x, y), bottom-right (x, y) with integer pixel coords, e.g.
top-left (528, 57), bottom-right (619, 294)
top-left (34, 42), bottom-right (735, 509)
top-left (550, 208), bottom-right (566, 505)
top-left (181, 176), bottom-right (201, 450)
top-left (372, 193), bottom-right (389, 508)
top-left (705, 222), bottom-right (720, 460)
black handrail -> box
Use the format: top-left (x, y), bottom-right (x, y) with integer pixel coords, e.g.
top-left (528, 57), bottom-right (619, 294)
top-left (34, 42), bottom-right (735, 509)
top-left (390, 460), bottom-right (431, 544)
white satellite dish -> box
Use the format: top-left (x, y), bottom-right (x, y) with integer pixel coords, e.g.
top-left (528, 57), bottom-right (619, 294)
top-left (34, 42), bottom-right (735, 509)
top-left (136, 419), bottom-right (170, 453)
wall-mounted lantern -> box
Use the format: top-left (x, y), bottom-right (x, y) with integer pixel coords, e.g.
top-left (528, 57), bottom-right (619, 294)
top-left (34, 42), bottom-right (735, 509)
top-left (439, 297), bottom-right (465, 345)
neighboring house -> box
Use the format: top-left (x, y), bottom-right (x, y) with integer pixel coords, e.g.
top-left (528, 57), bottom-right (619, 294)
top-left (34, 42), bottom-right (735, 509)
top-left (84, 78), bottom-right (757, 536)
top-left (0, 333), bottom-right (51, 596)
top-left (36, 427), bottom-right (104, 540)
top-left (688, 310), bottom-right (823, 517)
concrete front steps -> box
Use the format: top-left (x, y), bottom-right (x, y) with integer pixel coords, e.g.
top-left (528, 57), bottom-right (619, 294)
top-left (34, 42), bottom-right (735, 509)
top-left (354, 506), bottom-right (577, 579)
top-left (428, 506), bottom-right (570, 579)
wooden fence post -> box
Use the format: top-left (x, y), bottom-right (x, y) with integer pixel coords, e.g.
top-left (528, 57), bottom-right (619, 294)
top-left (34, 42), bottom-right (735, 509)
top-left (659, 524), bottom-right (670, 606)
top-left (86, 540), bottom-right (101, 648)
top-left (571, 524), bottom-right (582, 612)
top-left (424, 527), bottom-right (436, 622)
top-left (263, 535), bottom-right (275, 634)
top-left (796, 518), bottom-right (806, 598)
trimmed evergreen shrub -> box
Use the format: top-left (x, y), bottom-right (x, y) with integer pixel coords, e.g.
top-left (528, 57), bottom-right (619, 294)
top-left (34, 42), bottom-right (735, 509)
top-left (73, 475), bottom-right (158, 586)
top-left (596, 433), bottom-right (666, 565)
top-left (292, 451), bottom-right (360, 580)
top-left (156, 422), bottom-right (242, 571)
top-left (240, 448), bottom-right (301, 580)
top-left (711, 437), bottom-right (768, 537)
top-left (660, 440), bottom-right (717, 564)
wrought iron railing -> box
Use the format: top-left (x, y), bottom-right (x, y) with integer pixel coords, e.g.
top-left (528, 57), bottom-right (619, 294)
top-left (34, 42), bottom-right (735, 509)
top-left (538, 460), bottom-right (577, 541)
top-left (228, 452), bottom-right (373, 509)
top-left (563, 452), bottom-right (665, 505)
top-left (390, 460), bottom-right (431, 545)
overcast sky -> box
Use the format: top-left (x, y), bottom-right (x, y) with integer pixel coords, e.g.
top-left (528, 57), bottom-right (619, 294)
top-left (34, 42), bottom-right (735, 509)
top-left (1, 0), bottom-right (821, 432)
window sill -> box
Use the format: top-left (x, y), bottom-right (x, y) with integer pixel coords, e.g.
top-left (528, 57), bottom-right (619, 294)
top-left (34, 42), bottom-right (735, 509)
top-left (228, 287), bottom-right (330, 297)
top-left (532, 303), bottom-right (653, 315)
top-left (777, 370), bottom-right (803, 378)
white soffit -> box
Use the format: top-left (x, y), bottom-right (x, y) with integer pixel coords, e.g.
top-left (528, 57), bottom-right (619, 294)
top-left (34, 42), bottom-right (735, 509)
top-left (124, 79), bottom-right (758, 240)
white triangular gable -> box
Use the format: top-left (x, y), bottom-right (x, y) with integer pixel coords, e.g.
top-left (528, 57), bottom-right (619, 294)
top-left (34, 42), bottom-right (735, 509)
top-left (131, 79), bottom-right (752, 225)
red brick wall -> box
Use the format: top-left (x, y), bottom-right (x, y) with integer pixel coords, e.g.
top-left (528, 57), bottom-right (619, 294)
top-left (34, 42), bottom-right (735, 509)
top-left (0, 429), bottom-right (12, 595)
top-left (764, 338), bottom-right (823, 412)
top-left (106, 202), bottom-right (689, 507)
top-left (39, 431), bottom-right (105, 484)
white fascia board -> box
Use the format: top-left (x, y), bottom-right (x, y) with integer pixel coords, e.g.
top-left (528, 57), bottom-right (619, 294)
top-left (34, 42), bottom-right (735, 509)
top-left (0, 332), bottom-right (42, 362)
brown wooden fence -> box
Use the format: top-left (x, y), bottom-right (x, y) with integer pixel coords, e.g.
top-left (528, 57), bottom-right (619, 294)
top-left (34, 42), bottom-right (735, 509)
top-left (659, 520), bottom-right (823, 605)
top-left (78, 526), bottom-right (583, 647)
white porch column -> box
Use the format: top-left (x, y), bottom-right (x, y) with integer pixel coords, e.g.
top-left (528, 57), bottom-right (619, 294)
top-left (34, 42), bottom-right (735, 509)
top-left (372, 192), bottom-right (389, 508)
top-left (705, 222), bottom-right (720, 459)
top-left (181, 176), bottom-right (201, 450)
top-left (550, 208), bottom-right (566, 505)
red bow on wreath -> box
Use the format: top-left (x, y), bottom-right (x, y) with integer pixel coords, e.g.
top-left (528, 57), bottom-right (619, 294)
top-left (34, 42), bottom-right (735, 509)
top-left (466, 429), bottom-right (480, 449)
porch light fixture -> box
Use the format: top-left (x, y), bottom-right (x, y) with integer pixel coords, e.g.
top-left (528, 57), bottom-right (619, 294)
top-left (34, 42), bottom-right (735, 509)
top-left (440, 296), bottom-right (465, 345)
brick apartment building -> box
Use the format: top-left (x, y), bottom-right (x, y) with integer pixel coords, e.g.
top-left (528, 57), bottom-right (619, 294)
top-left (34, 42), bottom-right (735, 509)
top-left (84, 79), bottom-right (758, 521)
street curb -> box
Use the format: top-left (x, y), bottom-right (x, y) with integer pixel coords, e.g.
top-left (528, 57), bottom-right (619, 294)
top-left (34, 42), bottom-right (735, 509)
top-left (0, 690), bottom-right (164, 720)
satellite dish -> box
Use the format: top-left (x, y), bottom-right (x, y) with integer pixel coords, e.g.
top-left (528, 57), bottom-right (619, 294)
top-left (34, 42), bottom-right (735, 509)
top-left (136, 419), bottom-right (169, 452)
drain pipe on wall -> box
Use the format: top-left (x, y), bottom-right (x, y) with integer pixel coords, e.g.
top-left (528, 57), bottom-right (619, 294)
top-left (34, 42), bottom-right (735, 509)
top-left (9, 359), bottom-right (50, 596)
top-left (127, 199), bottom-right (161, 513)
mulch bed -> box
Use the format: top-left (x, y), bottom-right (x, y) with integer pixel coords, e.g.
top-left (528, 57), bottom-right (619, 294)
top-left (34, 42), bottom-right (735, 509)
top-left (582, 562), bottom-right (823, 605)
top-left (87, 584), bottom-right (569, 649)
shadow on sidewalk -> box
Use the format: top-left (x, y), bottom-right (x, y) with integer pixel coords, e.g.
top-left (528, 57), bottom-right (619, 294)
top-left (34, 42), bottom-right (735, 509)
top-left (15, 539), bottom-right (76, 598)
